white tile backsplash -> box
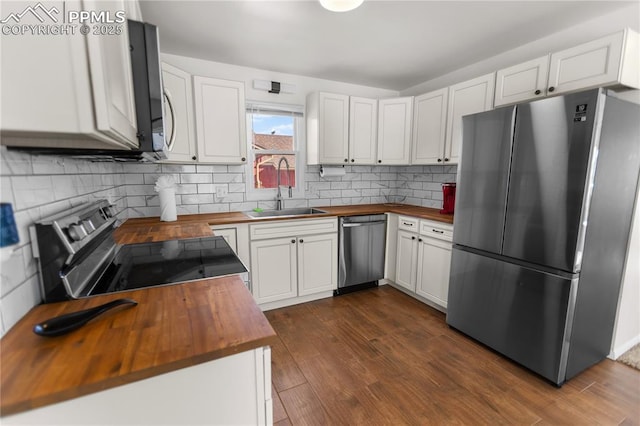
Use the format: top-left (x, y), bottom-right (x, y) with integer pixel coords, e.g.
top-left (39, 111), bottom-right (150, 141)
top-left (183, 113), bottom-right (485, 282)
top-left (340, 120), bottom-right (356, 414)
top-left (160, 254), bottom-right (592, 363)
top-left (0, 147), bottom-right (457, 336)
top-left (0, 148), bottom-right (128, 337)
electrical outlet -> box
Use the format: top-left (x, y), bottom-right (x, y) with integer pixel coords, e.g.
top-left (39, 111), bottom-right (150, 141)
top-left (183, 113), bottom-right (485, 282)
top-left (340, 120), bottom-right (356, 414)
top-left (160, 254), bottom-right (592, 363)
top-left (214, 185), bottom-right (228, 198)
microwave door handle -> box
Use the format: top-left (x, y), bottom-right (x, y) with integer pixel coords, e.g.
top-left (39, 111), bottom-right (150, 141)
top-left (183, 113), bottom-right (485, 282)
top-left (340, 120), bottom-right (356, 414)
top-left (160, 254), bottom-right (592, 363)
top-left (164, 90), bottom-right (177, 152)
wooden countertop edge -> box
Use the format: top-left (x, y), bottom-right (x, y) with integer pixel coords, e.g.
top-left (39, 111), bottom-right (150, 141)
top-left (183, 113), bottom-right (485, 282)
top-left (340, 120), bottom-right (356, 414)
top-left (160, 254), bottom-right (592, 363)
top-left (119, 204), bottom-right (454, 228)
top-left (1, 334), bottom-right (277, 417)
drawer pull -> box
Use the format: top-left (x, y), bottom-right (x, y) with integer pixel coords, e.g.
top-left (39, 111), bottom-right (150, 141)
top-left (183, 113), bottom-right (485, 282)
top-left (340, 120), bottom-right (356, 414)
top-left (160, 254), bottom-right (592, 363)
top-left (403, 222), bottom-right (414, 226)
top-left (432, 229), bottom-right (444, 234)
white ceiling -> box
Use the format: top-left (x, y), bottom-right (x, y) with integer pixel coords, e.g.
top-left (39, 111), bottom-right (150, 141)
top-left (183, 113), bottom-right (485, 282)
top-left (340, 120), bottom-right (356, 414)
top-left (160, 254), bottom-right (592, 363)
top-left (140, 1), bottom-right (635, 91)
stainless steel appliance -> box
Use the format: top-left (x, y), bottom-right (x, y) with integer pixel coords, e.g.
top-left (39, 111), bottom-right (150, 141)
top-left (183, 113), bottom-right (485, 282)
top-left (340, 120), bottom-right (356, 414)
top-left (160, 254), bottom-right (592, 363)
top-left (9, 20), bottom-right (167, 161)
top-left (447, 89), bottom-right (640, 386)
top-left (337, 215), bottom-right (387, 295)
top-left (32, 200), bottom-right (246, 303)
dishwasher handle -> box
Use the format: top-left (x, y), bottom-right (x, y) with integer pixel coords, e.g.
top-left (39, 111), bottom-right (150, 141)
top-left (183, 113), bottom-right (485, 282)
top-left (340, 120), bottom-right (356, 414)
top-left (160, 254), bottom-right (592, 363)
top-left (342, 220), bottom-right (387, 228)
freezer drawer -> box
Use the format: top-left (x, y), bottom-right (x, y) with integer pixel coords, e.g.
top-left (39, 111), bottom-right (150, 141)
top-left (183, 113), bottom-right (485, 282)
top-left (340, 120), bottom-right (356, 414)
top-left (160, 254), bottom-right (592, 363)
top-left (447, 248), bottom-right (577, 385)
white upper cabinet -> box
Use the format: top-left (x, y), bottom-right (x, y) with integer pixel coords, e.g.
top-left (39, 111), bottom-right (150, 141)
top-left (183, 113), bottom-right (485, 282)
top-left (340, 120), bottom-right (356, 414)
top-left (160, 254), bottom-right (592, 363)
top-left (495, 29), bottom-right (639, 106)
top-left (161, 63), bottom-right (197, 162)
top-left (548, 29), bottom-right (639, 95)
top-left (445, 73), bottom-right (495, 165)
top-left (494, 55), bottom-right (550, 107)
top-left (1, 0), bottom-right (138, 150)
top-left (377, 97), bottom-right (413, 165)
top-left (349, 97), bottom-right (378, 164)
top-left (193, 76), bottom-right (247, 164)
top-left (306, 92), bottom-right (350, 165)
top-left (411, 88), bottom-right (449, 165)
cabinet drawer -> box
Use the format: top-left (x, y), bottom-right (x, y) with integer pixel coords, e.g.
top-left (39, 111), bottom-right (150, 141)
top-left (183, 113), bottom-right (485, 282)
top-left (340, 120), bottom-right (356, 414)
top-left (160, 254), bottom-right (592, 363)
top-left (250, 218), bottom-right (338, 240)
top-left (419, 220), bottom-right (453, 242)
top-left (398, 216), bottom-right (419, 232)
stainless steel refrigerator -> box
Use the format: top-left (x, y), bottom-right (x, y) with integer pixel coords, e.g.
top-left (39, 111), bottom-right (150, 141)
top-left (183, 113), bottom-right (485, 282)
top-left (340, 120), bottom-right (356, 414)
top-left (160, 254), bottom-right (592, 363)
top-left (446, 89), bottom-right (640, 386)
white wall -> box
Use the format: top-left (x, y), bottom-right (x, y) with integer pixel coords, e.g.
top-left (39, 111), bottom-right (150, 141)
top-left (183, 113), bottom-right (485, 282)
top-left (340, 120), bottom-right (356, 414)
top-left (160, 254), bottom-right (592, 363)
top-left (400, 3), bottom-right (640, 96)
top-left (162, 52), bottom-right (398, 105)
top-left (611, 187), bottom-right (640, 358)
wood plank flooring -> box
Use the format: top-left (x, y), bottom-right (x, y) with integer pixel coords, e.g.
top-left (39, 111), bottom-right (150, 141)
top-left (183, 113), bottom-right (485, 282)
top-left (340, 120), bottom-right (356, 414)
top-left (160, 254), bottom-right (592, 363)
top-left (265, 285), bottom-right (640, 425)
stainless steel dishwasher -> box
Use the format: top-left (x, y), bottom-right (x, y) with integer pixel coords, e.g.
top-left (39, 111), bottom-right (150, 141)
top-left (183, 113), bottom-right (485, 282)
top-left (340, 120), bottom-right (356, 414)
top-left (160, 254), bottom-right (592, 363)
top-left (337, 214), bottom-right (387, 295)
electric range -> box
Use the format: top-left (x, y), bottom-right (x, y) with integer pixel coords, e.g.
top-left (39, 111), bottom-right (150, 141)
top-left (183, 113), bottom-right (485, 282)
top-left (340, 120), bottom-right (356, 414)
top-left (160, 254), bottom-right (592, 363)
top-left (31, 200), bottom-right (247, 303)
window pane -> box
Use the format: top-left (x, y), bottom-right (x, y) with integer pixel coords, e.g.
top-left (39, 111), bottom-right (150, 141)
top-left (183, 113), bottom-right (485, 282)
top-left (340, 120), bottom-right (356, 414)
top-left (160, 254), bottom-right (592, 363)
top-left (251, 114), bottom-right (294, 151)
top-left (254, 154), bottom-right (296, 189)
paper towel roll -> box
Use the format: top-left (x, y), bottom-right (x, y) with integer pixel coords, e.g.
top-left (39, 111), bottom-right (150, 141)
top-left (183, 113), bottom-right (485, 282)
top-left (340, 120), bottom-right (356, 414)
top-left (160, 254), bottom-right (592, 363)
top-left (320, 166), bottom-right (346, 178)
top-left (159, 188), bottom-right (177, 222)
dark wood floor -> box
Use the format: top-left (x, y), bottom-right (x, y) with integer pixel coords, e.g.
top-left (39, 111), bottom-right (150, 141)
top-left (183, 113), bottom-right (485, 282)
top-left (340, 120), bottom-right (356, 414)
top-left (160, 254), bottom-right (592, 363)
top-left (265, 285), bottom-right (640, 425)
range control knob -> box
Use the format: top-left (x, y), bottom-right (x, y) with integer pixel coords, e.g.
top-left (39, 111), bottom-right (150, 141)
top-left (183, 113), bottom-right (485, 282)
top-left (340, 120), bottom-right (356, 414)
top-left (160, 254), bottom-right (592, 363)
top-left (68, 223), bottom-right (88, 241)
top-left (82, 219), bottom-right (96, 234)
top-left (103, 205), bottom-right (117, 218)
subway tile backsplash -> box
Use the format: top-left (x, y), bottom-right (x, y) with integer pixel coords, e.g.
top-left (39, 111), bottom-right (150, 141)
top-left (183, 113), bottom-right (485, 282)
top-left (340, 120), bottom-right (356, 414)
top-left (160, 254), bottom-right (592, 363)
top-left (0, 147), bottom-right (456, 335)
top-left (0, 148), bottom-right (128, 336)
top-left (125, 163), bottom-right (456, 218)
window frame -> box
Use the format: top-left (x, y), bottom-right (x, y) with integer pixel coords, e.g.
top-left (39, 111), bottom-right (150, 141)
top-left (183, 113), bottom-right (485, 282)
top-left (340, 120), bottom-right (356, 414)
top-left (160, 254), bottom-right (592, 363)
top-left (245, 102), bottom-right (306, 202)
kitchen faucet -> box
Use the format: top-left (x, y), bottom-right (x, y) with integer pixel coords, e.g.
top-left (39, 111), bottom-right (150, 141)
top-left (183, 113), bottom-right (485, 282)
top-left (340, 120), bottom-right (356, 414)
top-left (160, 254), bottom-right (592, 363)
top-left (275, 156), bottom-right (292, 210)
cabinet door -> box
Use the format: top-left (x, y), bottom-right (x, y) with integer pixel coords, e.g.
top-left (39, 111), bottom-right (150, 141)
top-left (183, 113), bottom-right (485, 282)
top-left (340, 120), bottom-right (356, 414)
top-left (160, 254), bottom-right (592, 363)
top-left (194, 76), bottom-right (247, 164)
top-left (86, 0), bottom-right (138, 148)
top-left (377, 97), bottom-right (413, 165)
top-left (411, 88), bottom-right (448, 164)
top-left (319, 92), bottom-right (350, 164)
top-left (349, 96), bottom-right (378, 164)
top-left (297, 233), bottom-right (338, 296)
top-left (162, 63), bottom-right (197, 162)
top-left (212, 228), bottom-right (238, 253)
top-left (494, 55), bottom-right (549, 107)
top-left (416, 237), bottom-right (452, 308)
top-left (548, 31), bottom-right (625, 95)
top-left (395, 231), bottom-right (418, 292)
top-left (445, 73), bottom-right (495, 165)
top-left (250, 238), bottom-right (297, 304)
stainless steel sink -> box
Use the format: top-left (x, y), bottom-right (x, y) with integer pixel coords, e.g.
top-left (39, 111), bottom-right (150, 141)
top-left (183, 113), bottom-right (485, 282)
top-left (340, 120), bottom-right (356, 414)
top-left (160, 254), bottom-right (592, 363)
top-left (246, 208), bottom-right (327, 218)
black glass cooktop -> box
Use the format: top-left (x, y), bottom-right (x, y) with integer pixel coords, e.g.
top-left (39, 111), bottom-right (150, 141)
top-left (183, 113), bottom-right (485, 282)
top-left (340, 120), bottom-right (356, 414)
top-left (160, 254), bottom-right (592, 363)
top-left (83, 236), bottom-right (247, 297)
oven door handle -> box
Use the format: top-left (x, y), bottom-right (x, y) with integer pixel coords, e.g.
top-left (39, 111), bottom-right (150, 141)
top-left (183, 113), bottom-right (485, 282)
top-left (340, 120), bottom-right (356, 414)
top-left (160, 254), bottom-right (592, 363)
top-left (33, 298), bottom-right (138, 337)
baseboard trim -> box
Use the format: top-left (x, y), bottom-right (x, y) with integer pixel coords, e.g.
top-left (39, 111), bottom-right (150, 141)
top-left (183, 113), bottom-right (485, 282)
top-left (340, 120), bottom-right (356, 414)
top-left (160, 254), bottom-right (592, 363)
top-left (608, 334), bottom-right (640, 360)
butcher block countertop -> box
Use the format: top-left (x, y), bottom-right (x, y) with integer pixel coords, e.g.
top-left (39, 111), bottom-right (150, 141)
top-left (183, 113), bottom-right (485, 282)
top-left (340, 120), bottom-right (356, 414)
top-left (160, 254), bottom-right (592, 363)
top-left (0, 276), bottom-right (277, 416)
top-left (118, 203), bottom-right (453, 230)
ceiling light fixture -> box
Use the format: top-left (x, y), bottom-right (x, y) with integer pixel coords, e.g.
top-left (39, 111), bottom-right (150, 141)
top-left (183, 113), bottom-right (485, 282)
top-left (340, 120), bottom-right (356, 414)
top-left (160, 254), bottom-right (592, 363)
top-left (319, 0), bottom-right (364, 12)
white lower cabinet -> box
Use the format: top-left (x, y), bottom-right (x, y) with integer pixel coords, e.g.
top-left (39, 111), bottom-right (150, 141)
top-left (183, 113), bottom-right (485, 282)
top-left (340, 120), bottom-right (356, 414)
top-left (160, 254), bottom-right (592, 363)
top-left (250, 218), bottom-right (338, 309)
top-left (251, 237), bottom-right (298, 304)
top-left (393, 216), bottom-right (453, 312)
top-left (395, 230), bottom-right (419, 292)
top-left (3, 347), bottom-right (272, 426)
top-left (211, 223), bottom-right (251, 287)
top-left (415, 236), bottom-right (452, 307)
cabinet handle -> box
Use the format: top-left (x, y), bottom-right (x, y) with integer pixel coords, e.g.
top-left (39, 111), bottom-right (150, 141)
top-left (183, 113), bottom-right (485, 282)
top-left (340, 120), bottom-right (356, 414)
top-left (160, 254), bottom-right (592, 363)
top-left (192, 156), bottom-right (197, 161)
top-left (378, 160), bottom-right (382, 163)
top-left (432, 229), bottom-right (444, 234)
top-left (444, 158), bottom-right (449, 162)
top-left (344, 158), bottom-right (348, 163)
top-left (291, 239), bottom-right (296, 244)
top-left (437, 158), bottom-right (442, 162)
top-left (351, 159), bottom-right (355, 163)
top-left (402, 222), bottom-right (413, 227)
top-left (241, 157), bottom-right (246, 162)
top-left (411, 236), bottom-right (416, 240)
top-left (548, 86), bottom-right (555, 93)
top-left (299, 239), bottom-right (304, 243)
top-left (418, 238), bottom-right (423, 242)
top-left (163, 90), bottom-right (177, 152)
top-left (534, 89), bottom-right (541, 95)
